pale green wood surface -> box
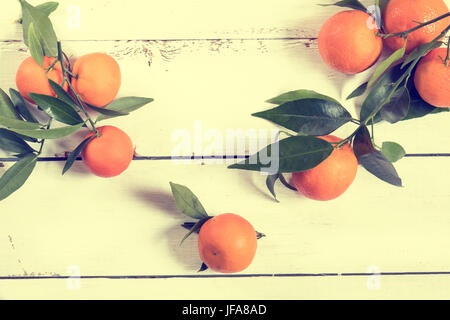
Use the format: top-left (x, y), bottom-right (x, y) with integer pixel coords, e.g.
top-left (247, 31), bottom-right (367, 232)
top-left (0, 0), bottom-right (449, 299)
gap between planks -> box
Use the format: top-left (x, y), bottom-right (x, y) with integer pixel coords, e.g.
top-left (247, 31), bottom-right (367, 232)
top-left (2, 271), bottom-right (450, 280)
top-left (0, 154), bottom-right (450, 163)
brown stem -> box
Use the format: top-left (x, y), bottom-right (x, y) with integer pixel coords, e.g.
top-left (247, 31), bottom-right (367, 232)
top-left (379, 13), bottom-right (450, 39)
top-left (56, 41), bottom-right (98, 135)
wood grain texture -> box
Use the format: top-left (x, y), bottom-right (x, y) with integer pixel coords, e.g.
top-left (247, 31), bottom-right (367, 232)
top-left (0, 0), bottom-right (449, 299)
top-left (1, 40), bottom-right (449, 158)
top-left (1, 0), bottom-right (338, 41)
top-left (0, 158), bottom-right (449, 278)
top-left (2, 275), bottom-right (450, 299)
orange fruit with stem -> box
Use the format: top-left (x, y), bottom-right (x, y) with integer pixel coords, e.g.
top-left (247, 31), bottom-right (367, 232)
top-left (81, 125), bottom-right (134, 178)
top-left (292, 135), bottom-right (358, 201)
top-left (16, 56), bottom-right (68, 103)
top-left (383, 0), bottom-right (450, 54)
top-left (414, 47), bottom-right (450, 108)
top-left (71, 52), bottom-right (121, 107)
top-left (318, 10), bottom-right (383, 74)
top-left (198, 213), bottom-right (257, 273)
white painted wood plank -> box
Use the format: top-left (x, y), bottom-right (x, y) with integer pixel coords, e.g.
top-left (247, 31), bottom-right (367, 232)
top-left (1, 40), bottom-right (449, 158)
top-left (0, 157), bottom-right (449, 278)
top-left (2, 274), bottom-right (450, 299)
top-left (1, 0), bottom-right (343, 41)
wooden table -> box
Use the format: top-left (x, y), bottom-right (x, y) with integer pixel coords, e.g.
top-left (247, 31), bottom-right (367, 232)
top-left (0, 0), bottom-right (449, 299)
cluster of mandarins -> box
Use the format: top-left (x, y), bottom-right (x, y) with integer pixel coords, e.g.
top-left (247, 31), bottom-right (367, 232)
top-left (319, 0), bottom-right (449, 109)
top-left (15, 53), bottom-right (134, 178)
top-left (291, 0), bottom-right (450, 202)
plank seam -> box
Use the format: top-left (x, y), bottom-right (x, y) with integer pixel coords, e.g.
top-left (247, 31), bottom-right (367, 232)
top-left (1, 37), bottom-right (317, 43)
top-left (0, 154), bottom-right (449, 163)
top-left (2, 272), bottom-right (450, 280)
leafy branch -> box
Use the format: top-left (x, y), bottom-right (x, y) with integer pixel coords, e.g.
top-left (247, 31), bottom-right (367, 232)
top-left (0, 0), bottom-right (153, 201)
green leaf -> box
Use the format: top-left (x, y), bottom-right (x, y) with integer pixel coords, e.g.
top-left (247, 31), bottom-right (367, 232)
top-left (96, 97), bottom-right (154, 121)
top-left (9, 89), bottom-right (39, 123)
top-left (35, 2), bottom-right (59, 16)
top-left (379, 86), bottom-right (410, 124)
top-left (352, 125), bottom-right (375, 158)
top-left (27, 22), bottom-right (44, 66)
top-left (381, 142), bottom-right (406, 163)
top-left (9, 123), bottom-right (84, 139)
top-left (169, 182), bottom-right (209, 220)
top-left (266, 89), bottom-right (340, 105)
top-left (0, 115), bottom-right (43, 130)
top-left (62, 135), bottom-right (95, 175)
top-left (229, 136), bottom-right (334, 174)
top-left (0, 153), bottom-right (38, 201)
top-left (406, 98), bottom-right (448, 120)
top-left (0, 89), bottom-right (20, 119)
top-left (367, 46), bottom-right (406, 88)
top-left (48, 80), bottom-right (77, 108)
top-left (266, 173), bottom-right (280, 202)
top-left (87, 104), bottom-right (129, 117)
top-left (20, 0), bottom-right (58, 57)
top-left (346, 82), bottom-right (368, 100)
top-left (29, 93), bottom-right (84, 125)
top-left (358, 150), bottom-right (403, 187)
top-left (18, 1), bottom-right (59, 23)
top-left (360, 65), bottom-right (404, 123)
top-left (0, 128), bottom-right (35, 154)
top-left (319, 0), bottom-right (366, 11)
top-left (401, 41), bottom-right (443, 69)
top-left (252, 98), bottom-right (352, 136)
top-left (180, 217), bottom-right (212, 245)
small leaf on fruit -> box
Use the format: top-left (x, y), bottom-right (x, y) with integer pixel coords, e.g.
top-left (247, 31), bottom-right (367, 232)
top-left (198, 263), bottom-right (208, 272)
top-left (278, 173), bottom-right (297, 191)
top-left (381, 142), bottom-right (406, 163)
top-left (256, 231), bottom-right (266, 239)
top-left (169, 182), bottom-right (209, 220)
